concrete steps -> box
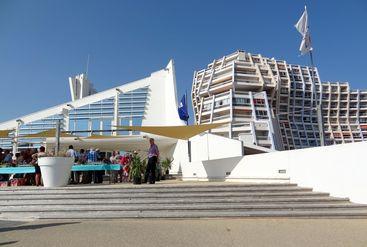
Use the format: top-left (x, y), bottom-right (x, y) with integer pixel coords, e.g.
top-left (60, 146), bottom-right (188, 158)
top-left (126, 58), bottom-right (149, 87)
top-left (0, 182), bottom-right (366, 219)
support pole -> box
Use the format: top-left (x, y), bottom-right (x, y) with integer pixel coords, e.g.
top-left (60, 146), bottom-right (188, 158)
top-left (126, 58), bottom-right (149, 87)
top-left (309, 50), bottom-right (325, 146)
top-left (55, 120), bottom-right (61, 156)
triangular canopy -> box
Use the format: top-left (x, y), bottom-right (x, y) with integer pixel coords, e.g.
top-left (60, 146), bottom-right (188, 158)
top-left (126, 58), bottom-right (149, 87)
top-left (0, 130), bottom-right (12, 138)
top-left (21, 129), bottom-right (77, 138)
top-left (116, 123), bottom-right (225, 140)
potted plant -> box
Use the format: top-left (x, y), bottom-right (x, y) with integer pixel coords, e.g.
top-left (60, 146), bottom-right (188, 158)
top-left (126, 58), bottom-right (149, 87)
top-left (161, 157), bottom-right (173, 179)
top-left (131, 153), bottom-right (143, 184)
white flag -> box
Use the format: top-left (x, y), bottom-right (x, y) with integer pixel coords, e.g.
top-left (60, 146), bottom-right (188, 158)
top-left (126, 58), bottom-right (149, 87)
top-left (295, 6), bottom-right (312, 55)
top-left (300, 32), bottom-right (312, 55)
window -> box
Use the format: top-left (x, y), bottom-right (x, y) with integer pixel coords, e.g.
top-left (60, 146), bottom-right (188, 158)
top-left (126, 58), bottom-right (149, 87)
top-left (102, 119), bottom-right (112, 136)
top-left (118, 118), bottom-right (130, 135)
top-left (233, 97), bottom-right (251, 106)
top-left (256, 110), bottom-right (268, 119)
top-left (132, 117), bottom-right (143, 135)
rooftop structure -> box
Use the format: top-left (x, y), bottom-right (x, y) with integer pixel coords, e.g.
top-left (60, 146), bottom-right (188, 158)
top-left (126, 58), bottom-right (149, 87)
top-left (69, 74), bottom-right (97, 101)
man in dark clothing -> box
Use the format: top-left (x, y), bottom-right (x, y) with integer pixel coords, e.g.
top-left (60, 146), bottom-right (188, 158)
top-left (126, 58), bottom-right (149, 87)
top-left (144, 138), bottom-right (159, 184)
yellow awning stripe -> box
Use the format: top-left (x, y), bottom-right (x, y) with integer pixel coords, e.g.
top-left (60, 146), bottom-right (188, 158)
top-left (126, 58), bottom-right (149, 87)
top-left (116, 123), bottom-right (226, 140)
top-left (0, 130), bottom-right (12, 138)
top-left (84, 135), bottom-right (126, 140)
top-left (21, 129), bottom-right (77, 138)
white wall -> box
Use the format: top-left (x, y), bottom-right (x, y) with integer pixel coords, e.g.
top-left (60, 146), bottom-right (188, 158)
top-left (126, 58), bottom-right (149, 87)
top-left (171, 133), bottom-right (243, 176)
top-left (190, 133), bottom-right (243, 162)
top-left (285, 142), bottom-right (367, 204)
top-left (181, 141), bottom-right (367, 203)
top-left (181, 155), bottom-right (289, 183)
top-left (167, 139), bottom-right (189, 174)
top-left (142, 60), bottom-right (185, 127)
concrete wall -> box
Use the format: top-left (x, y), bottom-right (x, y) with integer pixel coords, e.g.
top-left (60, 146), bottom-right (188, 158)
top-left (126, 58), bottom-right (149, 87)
top-left (190, 133), bottom-right (243, 162)
top-left (181, 141), bottom-right (367, 203)
top-left (142, 60), bottom-right (185, 126)
top-left (181, 155), bottom-right (289, 183)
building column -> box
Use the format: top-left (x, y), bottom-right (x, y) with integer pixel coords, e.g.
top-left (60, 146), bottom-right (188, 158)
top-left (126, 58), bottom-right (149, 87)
top-left (229, 89), bottom-right (233, 138)
top-left (12, 120), bottom-right (22, 158)
top-left (112, 89), bottom-right (121, 136)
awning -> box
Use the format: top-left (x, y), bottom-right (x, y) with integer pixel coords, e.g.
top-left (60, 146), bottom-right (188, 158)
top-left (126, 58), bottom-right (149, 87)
top-left (0, 130), bottom-right (12, 138)
top-left (21, 129), bottom-right (77, 138)
top-left (83, 135), bottom-right (127, 140)
top-left (116, 123), bottom-right (226, 140)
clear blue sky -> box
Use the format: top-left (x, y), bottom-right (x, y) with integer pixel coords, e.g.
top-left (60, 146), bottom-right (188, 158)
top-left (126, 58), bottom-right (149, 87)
top-left (1, 0), bottom-right (366, 123)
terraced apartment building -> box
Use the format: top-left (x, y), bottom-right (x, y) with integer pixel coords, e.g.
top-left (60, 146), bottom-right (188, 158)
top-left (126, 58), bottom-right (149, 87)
top-left (321, 82), bottom-right (367, 145)
top-left (192, 50), bottom-right (367, 150)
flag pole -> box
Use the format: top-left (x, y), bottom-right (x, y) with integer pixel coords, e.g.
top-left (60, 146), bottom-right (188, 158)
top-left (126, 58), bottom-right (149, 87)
top-left (185, 91), bottom-right (188, 126)
top-left (296, 5), bottom-right (324, 146)
top-left (309, 49), bottom-right (325, 146)
top-left (308, 21), bottom-right (325, 147)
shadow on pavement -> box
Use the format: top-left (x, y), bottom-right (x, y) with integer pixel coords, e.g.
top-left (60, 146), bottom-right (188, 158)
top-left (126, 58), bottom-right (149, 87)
top-left (0, 241), bottom-right (18, 246)
top-left (0, 222), bottom-right (80, 233)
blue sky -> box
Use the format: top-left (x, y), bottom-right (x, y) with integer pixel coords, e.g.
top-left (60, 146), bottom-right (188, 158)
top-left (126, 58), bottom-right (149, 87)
top-left (0, 0), bottom-right (366, 123)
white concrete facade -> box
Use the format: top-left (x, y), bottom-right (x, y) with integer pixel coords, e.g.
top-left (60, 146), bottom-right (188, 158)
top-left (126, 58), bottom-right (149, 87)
top-left (69, 74), bottom-right (97, 101)
top-left (181, 141), bottom-right (367, 203)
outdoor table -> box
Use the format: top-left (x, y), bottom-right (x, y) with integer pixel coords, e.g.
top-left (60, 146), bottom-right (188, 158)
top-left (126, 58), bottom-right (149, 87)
top-left (0, 164), bottom-right (121, 184)
top-left (0, 164), bottom-right (121, 174)
top-left (0, 166), bottom-right (36, 174)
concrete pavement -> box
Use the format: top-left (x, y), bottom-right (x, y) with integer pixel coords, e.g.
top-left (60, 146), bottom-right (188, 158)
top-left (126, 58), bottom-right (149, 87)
top-left (1, 218), bottom-right (367, 247)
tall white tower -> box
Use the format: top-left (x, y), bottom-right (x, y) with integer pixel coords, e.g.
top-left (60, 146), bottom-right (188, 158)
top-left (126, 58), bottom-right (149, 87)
top-left (68, 74), bottom-right (97, 101)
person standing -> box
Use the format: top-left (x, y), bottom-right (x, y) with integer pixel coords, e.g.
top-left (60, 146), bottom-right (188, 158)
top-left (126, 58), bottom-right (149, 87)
top-left (144, 138), bottom-right (159, 184)
top-left (66, 145), bottom-right (79, 183)
top-left (0, 148), bottom-right (3, 163)
top-left (3, 150), bottom-right (12, 164)
top-left (31, 146), bottom-right (47, 186)
top-left (87, 148), bottom-right (97, 163)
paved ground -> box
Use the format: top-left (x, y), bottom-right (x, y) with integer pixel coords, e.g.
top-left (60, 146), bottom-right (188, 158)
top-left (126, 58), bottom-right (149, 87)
top-left (1, 218), bottom-right (367, 247)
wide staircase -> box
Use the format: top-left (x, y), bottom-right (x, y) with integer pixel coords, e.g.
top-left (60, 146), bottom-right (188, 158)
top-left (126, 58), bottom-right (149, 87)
top-left (0, 182), bottom-right (367, 220)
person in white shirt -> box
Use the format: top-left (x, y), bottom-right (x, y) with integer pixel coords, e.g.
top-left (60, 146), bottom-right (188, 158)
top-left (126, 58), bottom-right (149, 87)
top-left (66, 145), bottom-right (78, 183)
top-left (66, 145), bottom-right (77, 159)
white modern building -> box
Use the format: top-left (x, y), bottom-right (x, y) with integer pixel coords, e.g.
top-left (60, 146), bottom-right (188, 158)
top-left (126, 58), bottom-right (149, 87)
top-left (321, 81), bottom-right (367, 145)
top-left (192, 50), bottom-right (323, 150)
top-left (192, 50), bottom-right (367, 151)
top-left (0, 61), bottom-right (186, 156)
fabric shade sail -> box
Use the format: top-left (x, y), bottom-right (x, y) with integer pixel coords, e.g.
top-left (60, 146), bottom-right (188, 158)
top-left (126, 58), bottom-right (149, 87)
top-left (0, 130), bottom-right (12, 138)
top-left (21, 129), bottom-right (77, 138)
top-left (116, 123), bottom-right (226, 140)
top-left (83, 135), bottom-right (127, 140)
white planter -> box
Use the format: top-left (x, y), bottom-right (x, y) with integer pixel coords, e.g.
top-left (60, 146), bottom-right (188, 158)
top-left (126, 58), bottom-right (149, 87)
top-left (38, 157), bottom-right (74, 187)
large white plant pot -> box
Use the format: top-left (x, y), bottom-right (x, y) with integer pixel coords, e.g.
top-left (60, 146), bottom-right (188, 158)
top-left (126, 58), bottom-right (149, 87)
top-left (38, 157), bottom-right (74, 187)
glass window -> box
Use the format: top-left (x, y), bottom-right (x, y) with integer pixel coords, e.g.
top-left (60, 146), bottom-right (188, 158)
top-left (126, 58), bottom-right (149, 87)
top-left (118, 118), bottom-right (130, 135)
top-left (75, 119), bottom-right (89, 136)
top-left (102, 118), bottom-right (112, 136)
top-left (132, 117), bottom-right (143, 135)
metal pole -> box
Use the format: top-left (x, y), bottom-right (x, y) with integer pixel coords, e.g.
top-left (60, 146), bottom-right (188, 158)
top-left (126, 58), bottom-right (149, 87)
top-left (317, 104), bottom-right (325, 146)
top-left (55, 120), bottom-right (61, 156)
top-left (309, 50), bottom-right (325, 146)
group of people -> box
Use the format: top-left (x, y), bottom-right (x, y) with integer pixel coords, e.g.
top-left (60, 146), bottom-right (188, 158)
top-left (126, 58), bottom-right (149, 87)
top-left (0, 137), bottom-right (160, 186)
top-left (65, 138), bottom-right (160, 184)
top-left (0, 146), bottom-right (46, 186)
